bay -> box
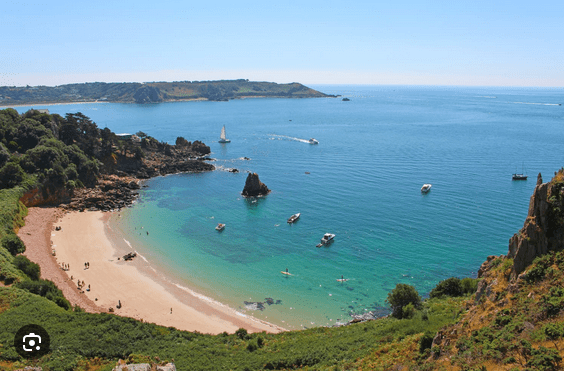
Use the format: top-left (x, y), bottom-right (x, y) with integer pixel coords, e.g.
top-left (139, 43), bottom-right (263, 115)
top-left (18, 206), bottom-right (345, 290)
top-left (14, 85), bottom-right (564, 329)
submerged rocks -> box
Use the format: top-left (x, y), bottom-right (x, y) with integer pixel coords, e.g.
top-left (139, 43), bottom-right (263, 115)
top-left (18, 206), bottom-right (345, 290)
top-left (241, 173), bottom-right (270, 197)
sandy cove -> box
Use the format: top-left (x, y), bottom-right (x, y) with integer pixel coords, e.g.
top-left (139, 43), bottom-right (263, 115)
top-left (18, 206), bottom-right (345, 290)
top-left (19, 207), bottom-right (284, 335)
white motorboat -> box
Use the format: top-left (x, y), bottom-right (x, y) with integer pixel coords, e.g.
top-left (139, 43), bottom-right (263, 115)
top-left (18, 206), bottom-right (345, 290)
top-left (218, 125), bottom-right (231, 143)
top-left (316, 233), bottom-right (335, 247)
top-left (287, 213), bottom-right (301, 224)
top-left (421, 184), bottom-right (432, 193)
top-left (309, 138), bottom-right (319, 144)
top-left (215, 223), bottom-right (225, 231)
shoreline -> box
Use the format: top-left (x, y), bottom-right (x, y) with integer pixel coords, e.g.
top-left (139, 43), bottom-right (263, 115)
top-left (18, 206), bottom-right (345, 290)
top-left (20, 207), bottom-right (285, 334)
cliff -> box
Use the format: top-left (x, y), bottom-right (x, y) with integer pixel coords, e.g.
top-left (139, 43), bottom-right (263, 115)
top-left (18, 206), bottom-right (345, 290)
top-left (0, 80), bottom-right (336, 105)
top-left (427, 169), bottom-right (564, 370)
top-left (508, 171), bottom-right (564, 276)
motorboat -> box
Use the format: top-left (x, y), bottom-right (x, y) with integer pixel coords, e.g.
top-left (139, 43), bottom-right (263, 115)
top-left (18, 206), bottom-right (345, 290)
top-left (215, 223), bottom-right (225, 231)
top-left (287, 213), bottom-right (301, 224)
top-left (316, 233), bottom-right (335, 247)
top-left (218, 125), bottom-right (230, 143)
top-left (309, 138), bottom-right (319, 144)
top-left (421, 184), bottom-right (432, 193)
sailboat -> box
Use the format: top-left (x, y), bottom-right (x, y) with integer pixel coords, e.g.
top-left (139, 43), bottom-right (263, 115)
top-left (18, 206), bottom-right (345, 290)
top-left (512, 163), bottom-right (528, 180)
top-left (218, 125), bottom-right (231, 143)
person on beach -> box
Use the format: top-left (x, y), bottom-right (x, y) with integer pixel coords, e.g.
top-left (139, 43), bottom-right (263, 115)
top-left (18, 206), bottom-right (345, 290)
top-left (87, 284), bottom-right (90, 291)
top-left (170, 308), bottom-right (172, 314)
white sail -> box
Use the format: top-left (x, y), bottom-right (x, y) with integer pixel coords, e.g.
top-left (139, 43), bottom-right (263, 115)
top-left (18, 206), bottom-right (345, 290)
top-left (219, 125), bottom-right (230, 143)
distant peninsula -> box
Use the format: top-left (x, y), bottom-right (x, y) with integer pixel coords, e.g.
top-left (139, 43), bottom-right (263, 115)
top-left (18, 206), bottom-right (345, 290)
top-left (0, 79), bottom-right (337, 105)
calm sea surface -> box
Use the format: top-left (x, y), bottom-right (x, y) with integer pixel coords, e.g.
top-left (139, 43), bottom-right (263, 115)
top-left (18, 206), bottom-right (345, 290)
top-left (15, 85), bottom-right (564, 329)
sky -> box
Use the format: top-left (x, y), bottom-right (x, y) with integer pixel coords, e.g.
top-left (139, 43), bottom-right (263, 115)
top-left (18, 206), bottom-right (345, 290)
top-left (2, 0), bottom-right (563, 87)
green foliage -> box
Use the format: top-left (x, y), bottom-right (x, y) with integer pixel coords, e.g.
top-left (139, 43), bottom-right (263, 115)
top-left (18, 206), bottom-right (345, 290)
top-left (0, 247), bottom-right (25, 284)
top-left (461, 277), bottom-right (478, 294)
top-left (235, 327), bottom-right (249, 340)
top-left (13, 255), bottom-right (40, 280)
top-left (15, 279), bottom-right (71, 310)
top-left (0, 161), bottom-right (25, 189)
top-left (430, 277), bottom-right (463, 298)
top-left (526, 254), bottom-right (553, 282)
top-left (1, 233), bottom-right (26, 255)
top-left (0, 286), bottom-right (466, 370)
top-left (526, 346), bottom-right (562, 370)
top-left (387, 283), bottom-right (422, 319)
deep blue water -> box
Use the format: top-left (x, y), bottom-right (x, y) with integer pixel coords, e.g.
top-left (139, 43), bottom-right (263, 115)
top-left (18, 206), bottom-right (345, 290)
top-left (14, 85), bottom-right (564, 329)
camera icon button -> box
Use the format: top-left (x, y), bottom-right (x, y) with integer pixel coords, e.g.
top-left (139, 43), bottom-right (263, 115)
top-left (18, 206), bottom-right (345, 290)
top-left (14, 324), bottom-right (50, 359)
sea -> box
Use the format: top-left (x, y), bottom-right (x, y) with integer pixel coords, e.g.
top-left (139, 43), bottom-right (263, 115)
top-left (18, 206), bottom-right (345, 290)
top-left (13, 85), bottom-right (564, 330)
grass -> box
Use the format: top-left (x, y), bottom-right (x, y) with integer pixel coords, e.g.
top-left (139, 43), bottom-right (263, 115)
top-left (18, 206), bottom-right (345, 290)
top-left (0, 285), bottom-right (468, 370)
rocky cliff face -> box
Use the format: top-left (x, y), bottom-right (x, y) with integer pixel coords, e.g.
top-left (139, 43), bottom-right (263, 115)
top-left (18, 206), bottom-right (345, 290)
top-left (20, 186), bottom-right (72, 207)
top-left (241, 173), bottom-right (270, 197)
top-left (508, 171), bottom-right (564, 276)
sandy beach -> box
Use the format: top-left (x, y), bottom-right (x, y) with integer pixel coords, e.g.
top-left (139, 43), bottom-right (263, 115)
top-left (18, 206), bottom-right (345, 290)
top-left (19, 207), bottom-right (284, 334)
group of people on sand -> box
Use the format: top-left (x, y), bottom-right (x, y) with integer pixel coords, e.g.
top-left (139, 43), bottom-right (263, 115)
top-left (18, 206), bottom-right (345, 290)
top-left (84, 262), bottom-right (90, 269)
top-left (77, 279), bottom-right (90, 292)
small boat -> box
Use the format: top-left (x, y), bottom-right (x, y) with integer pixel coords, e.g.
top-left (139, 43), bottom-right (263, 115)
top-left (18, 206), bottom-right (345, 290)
top-left (421, 184), bottom-right (432, 193)
top-left (218, 125), bottom-right (230, 143)
top-left (512, 174), bottom-right (528, 180)
top-left (512, 163), bottom-right (527, 180)
top-left (309, 138), bottom-right (319, 144)
top-left (316, 233), bottom-right (335, 247)
top-left (215, 223), bottom-right (225, 231)
top-left (281, 271), bottom-right (292, 276)
top-left (287, 213), bottom-right (301, 224)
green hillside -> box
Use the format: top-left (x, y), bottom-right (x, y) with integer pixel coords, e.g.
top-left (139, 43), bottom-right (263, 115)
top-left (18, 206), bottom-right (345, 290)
top-left (0, 80), bottom-right (335, 105)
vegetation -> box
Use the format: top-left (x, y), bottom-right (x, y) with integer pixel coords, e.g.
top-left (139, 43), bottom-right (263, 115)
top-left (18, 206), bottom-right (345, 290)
top-left (0, 286), bottom-right (467, 370)
top-left (0, 80), bottom-right (334, 105)
top-left (386, 283), bottom-right (422, 319)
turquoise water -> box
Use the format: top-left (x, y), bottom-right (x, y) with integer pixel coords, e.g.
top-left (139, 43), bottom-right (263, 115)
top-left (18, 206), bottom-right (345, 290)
top-left (15, 85), bottom-right (564, 329)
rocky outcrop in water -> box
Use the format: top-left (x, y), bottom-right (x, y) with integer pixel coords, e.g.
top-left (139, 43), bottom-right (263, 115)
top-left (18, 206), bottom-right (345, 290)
top-left (241, 173), bottom-right (270, 197)
top-left (507, 171), bottom-right (564, 276)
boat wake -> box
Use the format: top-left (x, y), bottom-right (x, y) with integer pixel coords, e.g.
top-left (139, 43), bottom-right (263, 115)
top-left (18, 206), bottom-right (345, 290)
top-left (512, 102), bottom-right (561, 106)
top-left (268, 134), bottom-right (310, 143)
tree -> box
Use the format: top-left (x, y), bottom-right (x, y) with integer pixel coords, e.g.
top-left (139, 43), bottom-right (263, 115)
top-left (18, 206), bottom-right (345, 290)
top-left (430, 277), bottom-right (463, 298)
top-left (1, 233), bottom-right (26, 255)
top-left (0, 161), bottom-right (25, 189)
top-left (386, 283), bottom-right (422, 319)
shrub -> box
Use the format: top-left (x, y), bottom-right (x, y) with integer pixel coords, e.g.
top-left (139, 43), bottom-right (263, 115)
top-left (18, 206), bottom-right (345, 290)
top-left (13, 255), bottom-right (40, 280)
top-left (402, 303), bottom-right (416, 319)
top-left (430, 277), bottom-right (463, 298)
top-left (236, 328), bottom-right (249, 340)
top-left (15, 279), bottom-right (70, 310)
top-left (1, 233), bottom-right (26, 255)
top-left (387, 283), bottom-right (421, 319)
top-left (461, 277), bottom-right (478, 294)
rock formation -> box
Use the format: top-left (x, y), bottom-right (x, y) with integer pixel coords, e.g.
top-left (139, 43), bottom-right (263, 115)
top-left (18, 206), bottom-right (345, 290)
top-left (507, 171), bottom-right (564, 276)
top-left (241, 173), bottom-right (270, 197)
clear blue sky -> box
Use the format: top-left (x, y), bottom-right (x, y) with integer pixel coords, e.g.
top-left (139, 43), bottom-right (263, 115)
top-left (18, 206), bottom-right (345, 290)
top-left (2, 0), bottom-right (563, 87)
